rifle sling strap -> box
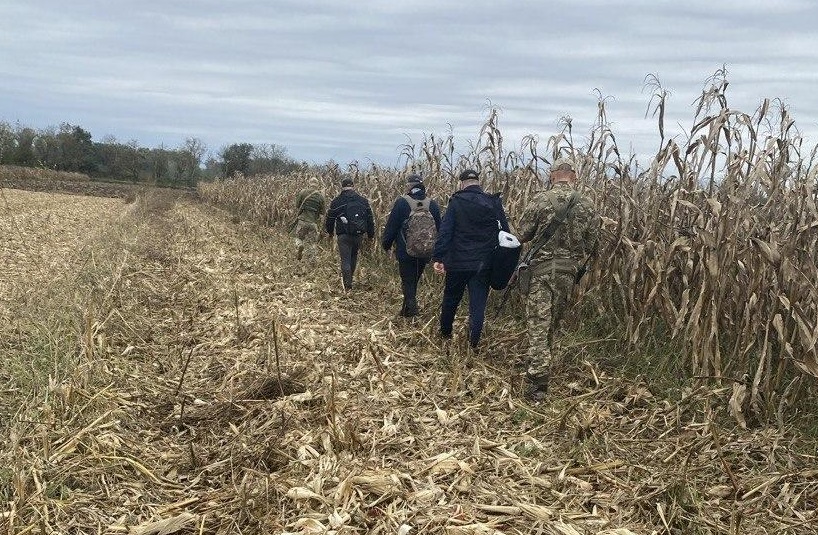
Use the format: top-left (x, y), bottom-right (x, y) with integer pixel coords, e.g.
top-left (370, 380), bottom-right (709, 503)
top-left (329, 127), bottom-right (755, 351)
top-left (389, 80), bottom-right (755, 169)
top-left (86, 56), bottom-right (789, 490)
top-left (526, 191), bottom-right (580, 261)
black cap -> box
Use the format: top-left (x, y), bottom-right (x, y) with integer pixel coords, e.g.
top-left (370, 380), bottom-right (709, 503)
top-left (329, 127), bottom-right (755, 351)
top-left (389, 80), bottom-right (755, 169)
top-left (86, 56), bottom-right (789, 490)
top-left (406, 174), bottom-right (423, 185)
top-left (340, 177), bottom-right (353, 187)
top-left (459, 169), bottom-right (479, 181)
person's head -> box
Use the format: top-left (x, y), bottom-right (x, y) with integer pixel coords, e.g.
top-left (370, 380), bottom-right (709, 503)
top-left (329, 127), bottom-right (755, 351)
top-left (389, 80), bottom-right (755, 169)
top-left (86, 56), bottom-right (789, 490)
top-left (405, 174), bottom-right (424, 194)
top-left (340, 177), bottom-right (354, 189)
top-left (550, 157), bottom-right (577, 185)
top-left (458, 169), bottom-right (480, 189)
top-left (307, 176), bottom-right (321, 189)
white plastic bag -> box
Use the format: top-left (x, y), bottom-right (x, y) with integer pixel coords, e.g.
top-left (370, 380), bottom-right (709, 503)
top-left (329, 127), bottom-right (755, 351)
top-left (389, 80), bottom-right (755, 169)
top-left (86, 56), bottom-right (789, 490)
top-left (498, 230), bottom-right (521, 248)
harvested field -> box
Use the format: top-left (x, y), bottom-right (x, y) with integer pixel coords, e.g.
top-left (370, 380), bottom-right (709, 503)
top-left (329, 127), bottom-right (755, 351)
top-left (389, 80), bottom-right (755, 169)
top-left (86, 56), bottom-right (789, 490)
top-left (2, 190), bottom-right (816, 534)
top-left (0, 165), bottom-right (168, 199)
top-left (0, 188), bottom-right (124, 321)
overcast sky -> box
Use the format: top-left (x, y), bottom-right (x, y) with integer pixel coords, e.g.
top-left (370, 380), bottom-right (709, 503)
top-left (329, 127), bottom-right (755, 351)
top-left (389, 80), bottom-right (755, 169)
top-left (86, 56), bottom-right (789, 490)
top-left (2, 0), bottom-right (817, 166)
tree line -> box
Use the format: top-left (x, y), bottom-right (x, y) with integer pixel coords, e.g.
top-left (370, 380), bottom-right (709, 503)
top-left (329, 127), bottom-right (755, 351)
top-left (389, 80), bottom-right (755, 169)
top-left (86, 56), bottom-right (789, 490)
top-left (0, 120), bottom-right (302, 186)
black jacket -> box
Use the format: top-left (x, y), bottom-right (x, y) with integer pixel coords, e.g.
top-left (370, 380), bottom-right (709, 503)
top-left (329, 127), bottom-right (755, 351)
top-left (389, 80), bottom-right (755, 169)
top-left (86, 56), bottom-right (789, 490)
top-left (381, 185), bottom-right (442, 262)
top-left (325, 189), bottom-right (375, 238)
top-left (432, 185), bottom-right (510, 271)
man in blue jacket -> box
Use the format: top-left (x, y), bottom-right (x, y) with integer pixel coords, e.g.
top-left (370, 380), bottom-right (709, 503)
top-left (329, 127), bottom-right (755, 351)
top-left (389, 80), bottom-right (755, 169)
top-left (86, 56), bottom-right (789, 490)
top-left (325, 177), bottom-right (375, 290)
top-left (382, 174), bottom-right (442, 317)
top-left (432, 169), bottom-right (510, 348)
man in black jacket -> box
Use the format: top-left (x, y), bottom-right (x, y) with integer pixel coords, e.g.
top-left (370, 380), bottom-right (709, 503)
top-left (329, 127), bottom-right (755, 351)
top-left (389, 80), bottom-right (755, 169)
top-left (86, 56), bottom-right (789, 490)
top-left (325, 177), bottom-right (375, 290)
top-left (382, 174), bottom-right (442, 317)
top-left (432, 169), bottom-right (510, 348)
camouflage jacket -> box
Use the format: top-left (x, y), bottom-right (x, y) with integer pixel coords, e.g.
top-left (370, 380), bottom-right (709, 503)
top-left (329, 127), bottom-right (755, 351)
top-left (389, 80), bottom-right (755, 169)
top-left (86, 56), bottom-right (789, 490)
top-left (518, 182), bottom-right (600, 267)
top-left (295, 189), bottom-right (326, 224)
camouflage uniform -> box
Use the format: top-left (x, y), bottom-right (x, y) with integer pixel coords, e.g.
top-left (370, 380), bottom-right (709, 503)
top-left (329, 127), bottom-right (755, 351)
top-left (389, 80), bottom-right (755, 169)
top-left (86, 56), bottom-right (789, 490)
top-left (518, 181), bottom-right (600, 387)
top-left (294, 188), bottom-right (326, 260)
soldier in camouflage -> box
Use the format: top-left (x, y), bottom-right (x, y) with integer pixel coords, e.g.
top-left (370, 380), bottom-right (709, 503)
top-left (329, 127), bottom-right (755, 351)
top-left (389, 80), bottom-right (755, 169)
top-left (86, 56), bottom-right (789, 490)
top-left (517, 157), bottom-right (600, 401)
top-left (294, 178), bottom-right (327, 261)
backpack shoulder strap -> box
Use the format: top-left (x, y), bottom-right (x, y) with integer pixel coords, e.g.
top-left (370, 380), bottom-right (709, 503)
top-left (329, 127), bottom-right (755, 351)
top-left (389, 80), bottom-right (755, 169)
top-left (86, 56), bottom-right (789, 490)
top-left (402, 194), bottom-right (430, 212)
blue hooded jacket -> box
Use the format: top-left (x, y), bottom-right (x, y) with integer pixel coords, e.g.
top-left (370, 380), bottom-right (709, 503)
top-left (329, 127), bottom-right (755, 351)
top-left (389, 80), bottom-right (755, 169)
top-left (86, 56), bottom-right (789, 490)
top-left (382, 184), bottom-right (442, 262)
top-left (432, 185), bottom-right (510, 271)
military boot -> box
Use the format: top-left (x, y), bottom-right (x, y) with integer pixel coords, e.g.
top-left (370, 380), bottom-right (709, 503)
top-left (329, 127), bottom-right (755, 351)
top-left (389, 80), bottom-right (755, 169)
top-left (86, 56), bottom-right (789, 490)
top-left (524, 372), bottom-right (549, 402)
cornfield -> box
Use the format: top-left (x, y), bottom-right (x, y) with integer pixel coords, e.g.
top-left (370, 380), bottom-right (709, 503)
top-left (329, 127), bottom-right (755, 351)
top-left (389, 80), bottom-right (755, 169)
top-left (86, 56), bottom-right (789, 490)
top-left (4, 82), bottom-right (818, 530)
top-left (200, 72), bottom-right (818, 423)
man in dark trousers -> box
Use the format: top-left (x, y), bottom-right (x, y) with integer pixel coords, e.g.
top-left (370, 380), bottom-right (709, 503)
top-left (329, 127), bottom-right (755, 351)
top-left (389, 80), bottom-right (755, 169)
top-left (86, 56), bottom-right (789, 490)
top-left (432, 169), bottom-right (511, 348)
top-left (325, 177), bottom-right (375, 290)
top-left (382, 174), bottom-right (442, 317)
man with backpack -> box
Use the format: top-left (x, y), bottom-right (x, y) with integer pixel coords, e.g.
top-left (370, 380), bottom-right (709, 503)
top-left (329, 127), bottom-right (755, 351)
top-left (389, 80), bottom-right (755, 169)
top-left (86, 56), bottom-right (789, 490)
top-left (382, 174), bottom-right (442, 317)
top-left (517, 157), bottom-right (600, 401)
top-left (432, 169), bottom-right (511, 349)
top-left (294, 178), bottom-right (326, 261)
top-left (325, 177), bottom-right (375, 290)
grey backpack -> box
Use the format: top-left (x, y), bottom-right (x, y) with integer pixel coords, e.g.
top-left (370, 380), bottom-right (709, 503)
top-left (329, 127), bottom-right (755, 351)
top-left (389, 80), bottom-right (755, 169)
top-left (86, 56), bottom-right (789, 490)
top-left (402, 195), bottom-right (437, 258)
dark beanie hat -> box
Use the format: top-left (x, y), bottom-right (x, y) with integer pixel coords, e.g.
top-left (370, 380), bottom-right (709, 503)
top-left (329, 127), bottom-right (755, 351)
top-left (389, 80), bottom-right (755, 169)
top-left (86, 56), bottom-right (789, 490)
top-left (340, 177), bottom-right (353, 187)
top-left (406, 174), bottom-right (423, 185)
top-left (459, 169), bottom-right (479, 181)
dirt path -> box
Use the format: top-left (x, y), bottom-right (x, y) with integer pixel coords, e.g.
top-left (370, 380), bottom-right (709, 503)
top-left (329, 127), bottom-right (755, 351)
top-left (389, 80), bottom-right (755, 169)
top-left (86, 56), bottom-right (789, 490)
top-left (3, 197), bottom-right (816, 534)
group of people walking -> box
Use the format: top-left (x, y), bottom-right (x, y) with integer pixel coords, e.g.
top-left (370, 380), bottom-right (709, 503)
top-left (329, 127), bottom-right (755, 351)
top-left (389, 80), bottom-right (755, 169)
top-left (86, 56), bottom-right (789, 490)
top-left (292, 159), bottom-right (600, 401)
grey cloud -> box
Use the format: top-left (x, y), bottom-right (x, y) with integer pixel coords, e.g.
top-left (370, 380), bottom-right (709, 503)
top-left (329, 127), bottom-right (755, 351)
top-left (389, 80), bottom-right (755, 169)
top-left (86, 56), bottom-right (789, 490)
top-left (1, 1), bottom-right (817, 164)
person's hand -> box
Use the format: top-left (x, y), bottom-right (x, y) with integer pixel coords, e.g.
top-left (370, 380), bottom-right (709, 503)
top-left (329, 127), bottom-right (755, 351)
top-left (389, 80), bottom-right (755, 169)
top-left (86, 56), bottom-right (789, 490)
top-left (433, 262), bottom-right (446, 275)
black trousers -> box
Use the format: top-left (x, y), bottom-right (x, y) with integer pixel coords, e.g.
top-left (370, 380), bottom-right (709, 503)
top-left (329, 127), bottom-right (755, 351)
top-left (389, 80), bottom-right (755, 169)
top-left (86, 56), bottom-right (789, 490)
top-left (439, 269), bottom-right (491, 347)
top-left (337, 234), bottom-right (363, 289)
top-left (397, 258), bottom-right (429, 315)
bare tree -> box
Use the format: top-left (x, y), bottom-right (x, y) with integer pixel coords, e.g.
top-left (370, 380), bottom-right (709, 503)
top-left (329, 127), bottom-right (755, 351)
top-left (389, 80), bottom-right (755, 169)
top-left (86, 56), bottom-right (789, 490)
top-left (178, 137), bottom-right (207, 187)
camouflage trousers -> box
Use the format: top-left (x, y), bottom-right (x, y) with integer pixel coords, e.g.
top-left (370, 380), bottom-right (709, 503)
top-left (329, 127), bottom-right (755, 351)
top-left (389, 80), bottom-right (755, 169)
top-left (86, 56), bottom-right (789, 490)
top-left (294, 220), bottom-right (319, 260)
top-left (525, 270), bottom-right (575, 382)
